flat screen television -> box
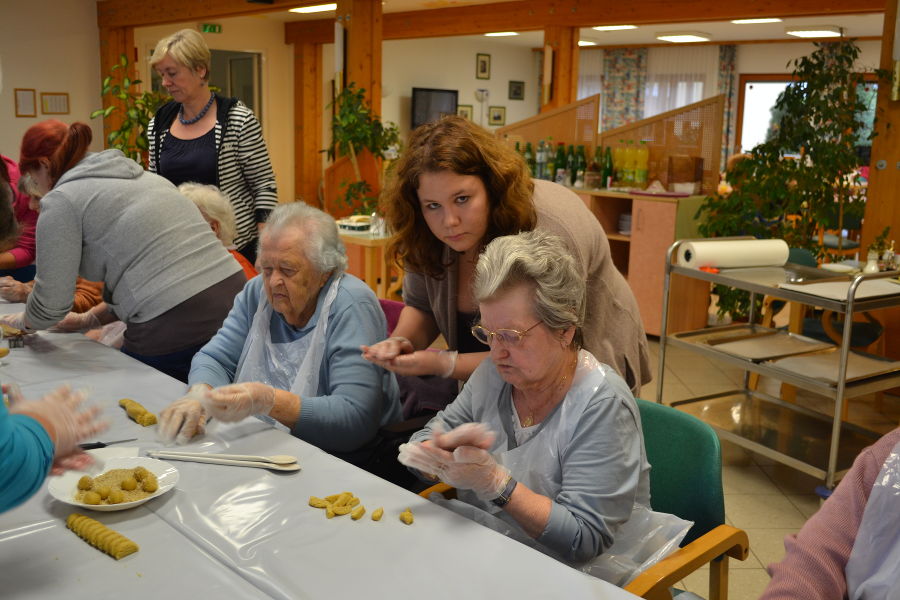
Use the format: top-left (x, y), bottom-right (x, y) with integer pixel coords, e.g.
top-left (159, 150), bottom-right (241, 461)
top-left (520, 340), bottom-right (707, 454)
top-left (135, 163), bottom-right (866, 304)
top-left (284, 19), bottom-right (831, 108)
top-left (411, 87), bottom-right (458, 130)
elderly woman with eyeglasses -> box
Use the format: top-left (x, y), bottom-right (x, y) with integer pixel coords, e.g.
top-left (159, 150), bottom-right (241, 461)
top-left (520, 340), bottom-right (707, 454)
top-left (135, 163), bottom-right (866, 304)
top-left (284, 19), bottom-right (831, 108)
top-left (397, 230), bottom-right (650, 567)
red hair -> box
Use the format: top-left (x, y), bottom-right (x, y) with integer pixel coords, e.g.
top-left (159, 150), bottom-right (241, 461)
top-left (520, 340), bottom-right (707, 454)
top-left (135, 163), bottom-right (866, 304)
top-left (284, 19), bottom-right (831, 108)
top-left (19, 120), bottom-right (92, 186)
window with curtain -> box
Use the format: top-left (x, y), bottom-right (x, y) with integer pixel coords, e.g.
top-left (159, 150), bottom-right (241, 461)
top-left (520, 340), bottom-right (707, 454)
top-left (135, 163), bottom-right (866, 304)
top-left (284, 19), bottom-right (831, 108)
top-left (644, 46), bottom-right (718, 118)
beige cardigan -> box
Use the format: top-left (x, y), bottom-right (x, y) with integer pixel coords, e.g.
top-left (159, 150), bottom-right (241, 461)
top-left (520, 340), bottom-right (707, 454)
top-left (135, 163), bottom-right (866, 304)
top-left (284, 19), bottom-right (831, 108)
top-left (403, 179), bottom-right (652, 395)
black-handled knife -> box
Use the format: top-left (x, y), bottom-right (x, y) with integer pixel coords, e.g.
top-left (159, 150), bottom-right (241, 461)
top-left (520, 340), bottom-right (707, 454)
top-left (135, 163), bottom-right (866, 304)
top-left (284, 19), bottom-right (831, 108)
top-left (78, 438), bottom-right (138, 450)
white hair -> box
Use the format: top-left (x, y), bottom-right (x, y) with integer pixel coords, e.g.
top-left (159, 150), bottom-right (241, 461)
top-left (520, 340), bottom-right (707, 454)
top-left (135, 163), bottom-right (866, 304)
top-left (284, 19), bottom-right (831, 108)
top-left (178, 182), bottom-right (237, 246)
top-left (263, 202), bottom-right (348, 274)
top-left (473, 230), bottom-right (585, 345)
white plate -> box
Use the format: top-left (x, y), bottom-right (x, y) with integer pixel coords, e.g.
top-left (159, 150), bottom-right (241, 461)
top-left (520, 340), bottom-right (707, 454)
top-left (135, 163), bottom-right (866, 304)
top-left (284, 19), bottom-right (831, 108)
top-left (48, 456), bottom-right (179, 512)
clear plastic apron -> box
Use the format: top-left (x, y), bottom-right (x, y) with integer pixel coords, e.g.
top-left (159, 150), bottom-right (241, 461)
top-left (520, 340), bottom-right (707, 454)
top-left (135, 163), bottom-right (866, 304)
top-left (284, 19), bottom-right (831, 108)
top-left (233, 276), bottom-right (342, 431)
top-left (845, 440), bottom-right (900, 600)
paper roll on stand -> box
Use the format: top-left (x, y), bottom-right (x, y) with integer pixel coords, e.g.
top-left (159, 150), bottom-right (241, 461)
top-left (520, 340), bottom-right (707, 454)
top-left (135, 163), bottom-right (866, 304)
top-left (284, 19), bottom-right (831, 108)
top-left (678, 239), bottom-right (789, 269)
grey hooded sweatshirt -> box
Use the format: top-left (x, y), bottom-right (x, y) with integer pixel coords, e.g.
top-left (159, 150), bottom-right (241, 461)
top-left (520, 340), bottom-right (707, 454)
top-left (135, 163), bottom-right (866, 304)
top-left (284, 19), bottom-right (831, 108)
top-left (26, 149), bottom-right (241, 330)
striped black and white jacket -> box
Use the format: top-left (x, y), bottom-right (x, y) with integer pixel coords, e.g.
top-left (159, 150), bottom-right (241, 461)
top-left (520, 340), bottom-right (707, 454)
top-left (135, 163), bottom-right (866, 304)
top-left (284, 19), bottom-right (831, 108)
top-left (148, 94), bottom-right (278, 251)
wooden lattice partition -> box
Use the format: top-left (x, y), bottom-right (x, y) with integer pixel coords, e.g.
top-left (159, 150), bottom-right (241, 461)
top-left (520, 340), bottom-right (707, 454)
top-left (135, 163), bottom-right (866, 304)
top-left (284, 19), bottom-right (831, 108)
top-left (598, 95), bottom-right (725, 195)
top-left (496, 94), bottom-right (599, 150)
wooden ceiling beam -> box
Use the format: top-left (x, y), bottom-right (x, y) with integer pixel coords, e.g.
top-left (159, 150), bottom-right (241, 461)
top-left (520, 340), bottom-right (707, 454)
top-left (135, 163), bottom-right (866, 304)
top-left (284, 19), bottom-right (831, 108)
top-left (97, 0), bottom-right (303, 29)
top-left (285, 0), bottom-right (884, 44)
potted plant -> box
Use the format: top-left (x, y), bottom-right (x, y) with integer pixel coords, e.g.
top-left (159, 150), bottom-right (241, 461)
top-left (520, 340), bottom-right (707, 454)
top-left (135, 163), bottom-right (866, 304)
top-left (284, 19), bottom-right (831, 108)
top-left (91, 54), bottom-right (170, 168)
top-left (697, 40), bottom-right (883, 320)
top-left (325, 82), bottom-right (400, 215)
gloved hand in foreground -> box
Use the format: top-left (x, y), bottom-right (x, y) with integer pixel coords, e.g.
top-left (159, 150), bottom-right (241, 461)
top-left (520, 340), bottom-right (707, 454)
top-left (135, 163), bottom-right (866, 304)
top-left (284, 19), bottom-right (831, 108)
top-left (158, 384), bottom-right (210, 445)
top-left (360, 336), bottom-right (414, 362)
top-left (49, 311), bottom-right (102, 333)
top-left (204, 382), bottom-right (276, 422)
top-left (0, 311), bottom-right (32, 332)
top-left (0, 277), bottom-right (31, 303)
top-left (398, 442), bottom-right (510, 501)
top-left (8, 384), bottom-right (108, 460)
top-left (430, 421), bottom-right (496, 452)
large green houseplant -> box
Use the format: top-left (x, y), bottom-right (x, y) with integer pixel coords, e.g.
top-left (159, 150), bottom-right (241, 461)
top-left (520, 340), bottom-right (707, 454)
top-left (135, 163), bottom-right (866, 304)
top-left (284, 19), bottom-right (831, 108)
top-left (326, 82), bottom-right (400, 214)
top-left (697, 40), bottom-right (881, 319)
top-left (91, 54), bottom-right (170, 167)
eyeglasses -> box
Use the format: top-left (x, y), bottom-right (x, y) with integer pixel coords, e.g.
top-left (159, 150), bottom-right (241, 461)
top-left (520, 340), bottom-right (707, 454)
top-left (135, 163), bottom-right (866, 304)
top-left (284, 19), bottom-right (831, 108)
top-left (471, 321), bottom-right (541, 346)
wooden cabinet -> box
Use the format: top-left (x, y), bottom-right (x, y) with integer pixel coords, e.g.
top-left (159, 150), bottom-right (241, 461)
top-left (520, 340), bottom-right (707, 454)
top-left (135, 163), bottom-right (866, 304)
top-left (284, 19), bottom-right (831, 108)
top-left (576, 189), bottom-right (709, 336)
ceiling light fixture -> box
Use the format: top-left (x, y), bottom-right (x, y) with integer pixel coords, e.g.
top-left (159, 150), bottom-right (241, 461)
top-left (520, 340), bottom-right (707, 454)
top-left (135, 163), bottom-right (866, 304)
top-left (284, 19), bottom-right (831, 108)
top-left (484, 32), bottom-right (519, 37)
top-left (578, 41), bottom-right (597, 46)
top-left (731, 18), bottom-right (782, 24)
top-left (592, 25), bottom-right (637, 31)
top-left (289, 3), bottom-right (337, 13)
top-left (655, 32), bottom-right (711, 43)
top-left (785, 25), bottom-right (842, 38)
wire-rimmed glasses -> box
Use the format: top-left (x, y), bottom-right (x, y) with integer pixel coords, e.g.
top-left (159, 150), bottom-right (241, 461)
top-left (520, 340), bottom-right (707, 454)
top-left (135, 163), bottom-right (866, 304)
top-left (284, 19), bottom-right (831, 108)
top-left (470, 321), bottom-right (541, 346)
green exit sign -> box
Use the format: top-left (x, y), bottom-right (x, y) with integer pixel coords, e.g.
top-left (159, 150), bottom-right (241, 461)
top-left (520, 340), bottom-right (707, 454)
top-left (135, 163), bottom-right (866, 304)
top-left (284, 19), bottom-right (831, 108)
top-left (200, 23), bottom-right (222, 33)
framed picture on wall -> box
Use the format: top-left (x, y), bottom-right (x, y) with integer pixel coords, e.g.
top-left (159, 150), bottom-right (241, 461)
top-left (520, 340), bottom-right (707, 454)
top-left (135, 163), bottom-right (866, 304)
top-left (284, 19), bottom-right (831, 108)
top-left (40, 92), bottom-right (70, 115)
top-left (476, 53), bottom-right (491, 80)
top-left (488, 106), bottom-right (506, 126)
top-left (14, 88), bottom-right (36, 118)
top-left (457, 104), bottom-right (474, 120)
top-left (508, 81), bottom-right (524, 100)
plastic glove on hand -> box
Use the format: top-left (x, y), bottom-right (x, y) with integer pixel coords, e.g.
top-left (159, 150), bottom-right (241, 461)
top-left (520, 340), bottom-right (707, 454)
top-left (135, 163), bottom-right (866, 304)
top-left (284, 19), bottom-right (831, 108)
top-left (397, 441), bottom-right (450, 477)
top-left (374, 349), bottom-right (456, 378)
top-left (159, 385), bottom-right (209, 445)
top-left (0, 277), bottom-right (29, 302)
top-left (51, 452), bottom-right (95, 476)
top-left (204, 382), bottom-right (276, 422)
top-left (49, 311), bottom-right (102, 333)
top-left (360, 336), bottom-right (414, 363)
top-left (9, 385), bottom-right (108, 459)
top-left (431, 422), bottom-right (496, 452)
top-left (0, 312), bottom-right (30, 332)
top-left (417, 444), bottom-right (510, 500)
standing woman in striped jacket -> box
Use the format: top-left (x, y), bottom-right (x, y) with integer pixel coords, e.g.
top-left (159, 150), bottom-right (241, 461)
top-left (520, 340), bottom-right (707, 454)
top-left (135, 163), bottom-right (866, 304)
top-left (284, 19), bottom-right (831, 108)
top-left (148, 28), bottom-right (277, 266)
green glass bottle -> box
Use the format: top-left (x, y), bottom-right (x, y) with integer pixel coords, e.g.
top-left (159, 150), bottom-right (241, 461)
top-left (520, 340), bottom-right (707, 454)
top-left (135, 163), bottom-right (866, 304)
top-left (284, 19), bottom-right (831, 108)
top-left (566, 144), bottom-right (576, 187)
top-left (524, 142), bottom-right (536, 177)
top-left (554, 143), bottom-right (567, 184)
top-left (603, 146), bottom-right (614, 189)
top-left (574, 144), bottom-right (587, 188)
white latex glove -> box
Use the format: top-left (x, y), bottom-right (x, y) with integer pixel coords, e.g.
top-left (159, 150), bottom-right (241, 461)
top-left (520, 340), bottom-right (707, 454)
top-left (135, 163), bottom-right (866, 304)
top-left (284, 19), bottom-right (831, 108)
top-left (8, 384), bottom-right (108, 460)
top-left (0, 312), bottom-right (31, 332)
top-left (360, 336), bottom-right (414, 362)
top-left (159, 384), bottom-right (210, 445)
top-left (399, 441), bottom-right (509, 500)
top-left (365, 347), bottom-right (458, 378)
top-left (431, 421), bottom-right (496, 452)
top-left (49, 311), bottom-right (102, 333)
top-left (204, 382), bottom-right (276, 422)
top-left (0, 277), bottom-right (30, 302)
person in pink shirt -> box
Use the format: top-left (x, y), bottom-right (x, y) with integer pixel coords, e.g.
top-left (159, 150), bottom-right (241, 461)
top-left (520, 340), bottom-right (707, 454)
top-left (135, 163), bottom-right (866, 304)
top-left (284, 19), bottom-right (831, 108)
top-left (0, 154), bottom-right (38, 281)
top-left (761, 427), bottom-right (900, 599)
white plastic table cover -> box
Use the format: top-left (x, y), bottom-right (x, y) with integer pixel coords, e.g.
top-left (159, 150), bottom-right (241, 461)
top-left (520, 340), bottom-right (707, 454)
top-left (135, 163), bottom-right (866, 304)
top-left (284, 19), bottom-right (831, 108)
top-left (0, 305), bottom-right (638, 600)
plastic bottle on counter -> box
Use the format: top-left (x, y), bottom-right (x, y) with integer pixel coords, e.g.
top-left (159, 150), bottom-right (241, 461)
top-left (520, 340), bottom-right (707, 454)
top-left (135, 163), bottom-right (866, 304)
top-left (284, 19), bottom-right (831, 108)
top-left (603, 146), bottom-right (614, 189)
top-left (622, 140), bottom-right (637, 187)
top-left (574, 145), bottom-right (587, 188)
top-left (634, 141), bottom-right (650, 189)
top-left (546, 143), bottom-right (556, 184)
top-left (536, 140), bottom-right (547, 180)
top-left (566, 145), bottom-right (576, 187)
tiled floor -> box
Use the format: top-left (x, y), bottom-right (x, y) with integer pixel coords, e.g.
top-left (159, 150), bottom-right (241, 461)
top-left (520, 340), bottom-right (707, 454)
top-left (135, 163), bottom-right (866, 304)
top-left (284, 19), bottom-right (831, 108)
top-left (642, 337), bottom-right (900, 600)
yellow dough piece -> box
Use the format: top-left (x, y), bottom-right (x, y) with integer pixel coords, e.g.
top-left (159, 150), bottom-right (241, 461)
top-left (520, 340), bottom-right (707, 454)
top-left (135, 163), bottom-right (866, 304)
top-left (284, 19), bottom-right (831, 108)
top-left (371, 507), bottom-right (384, 521)
top-left (142, 476), bottom-right (158, 493)
top-left (82, 491), bottom-right (101, 505)
top-left (77, 476), bottom-right (93, 491)
top-left (96, 487), bottom-right (111, 500)
top-left (332, 492), bottom-right (352, 508)
top-left (351, 505), bottom-right (366, 520)
top-left (66, 513), bottom-right (139, 560)
top-left (133, 467), bottom-right (150, 481)
top-left (399, 508), bottom-right (414, 525)
top-left (308, 496), bottom-right (329, 509)
top-left (118, 398), bottom-right (157, 427)
top-left (107, 490), bottom-right (124, 504)
top-left (120, 477), bottom-right (137, 491)
top-left (333, 505), bottom-right (352, 516)
top-left (325, 504), bottom-right (336, 519)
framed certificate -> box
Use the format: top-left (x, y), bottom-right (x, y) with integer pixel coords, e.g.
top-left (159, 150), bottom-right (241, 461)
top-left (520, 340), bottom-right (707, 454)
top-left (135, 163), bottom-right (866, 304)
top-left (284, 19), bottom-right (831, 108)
top-left (15, 88), bottom-right (37, 117)
top-left (41, 92), bottom-right (70, 115)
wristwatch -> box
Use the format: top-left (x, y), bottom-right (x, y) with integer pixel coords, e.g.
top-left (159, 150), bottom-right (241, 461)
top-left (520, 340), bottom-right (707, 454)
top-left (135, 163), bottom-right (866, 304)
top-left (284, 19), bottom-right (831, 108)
top-left (491, 475), bottom-right (518, 507)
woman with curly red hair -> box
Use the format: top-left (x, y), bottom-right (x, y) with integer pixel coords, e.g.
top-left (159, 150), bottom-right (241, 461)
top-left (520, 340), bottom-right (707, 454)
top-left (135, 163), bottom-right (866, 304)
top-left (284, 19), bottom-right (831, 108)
top-left (363, 116), bottom-right (650, 414)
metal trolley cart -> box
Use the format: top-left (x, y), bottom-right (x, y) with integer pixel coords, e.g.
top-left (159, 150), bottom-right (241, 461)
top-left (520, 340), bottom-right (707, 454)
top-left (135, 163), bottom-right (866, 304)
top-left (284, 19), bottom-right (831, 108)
top-left (658, 238), bottom-right (900, 489)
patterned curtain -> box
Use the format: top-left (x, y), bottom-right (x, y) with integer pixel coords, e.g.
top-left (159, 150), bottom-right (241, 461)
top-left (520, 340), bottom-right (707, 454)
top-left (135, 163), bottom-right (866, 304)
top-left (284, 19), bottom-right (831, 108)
top-left (601, 48), bottom-right (647, 130)
top-left (717, 45), bottom-right (738, 171)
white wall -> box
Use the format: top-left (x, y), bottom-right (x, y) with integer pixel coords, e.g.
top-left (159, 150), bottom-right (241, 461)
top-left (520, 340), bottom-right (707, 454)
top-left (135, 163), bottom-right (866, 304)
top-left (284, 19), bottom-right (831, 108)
top-left (382, 36), bottom-right (541, 139)
top-left (135, 17), bottom-right (295, 202)
top-left (0, 0), bottom-right (103, 159)
top-left (735, 40), bottom-right (882, 74)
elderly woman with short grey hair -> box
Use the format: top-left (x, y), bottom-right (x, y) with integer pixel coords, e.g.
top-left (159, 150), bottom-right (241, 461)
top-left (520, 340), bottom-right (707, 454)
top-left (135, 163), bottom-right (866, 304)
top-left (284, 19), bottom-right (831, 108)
top-left (160, 202), bottom-right (401, 466)
top-left (398, 230), bottom-right (651, 567)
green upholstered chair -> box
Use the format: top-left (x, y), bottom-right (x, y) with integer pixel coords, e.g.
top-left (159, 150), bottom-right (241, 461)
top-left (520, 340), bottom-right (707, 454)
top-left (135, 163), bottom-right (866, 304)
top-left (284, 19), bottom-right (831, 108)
top-left (624, 399), bottom-right (749, 600)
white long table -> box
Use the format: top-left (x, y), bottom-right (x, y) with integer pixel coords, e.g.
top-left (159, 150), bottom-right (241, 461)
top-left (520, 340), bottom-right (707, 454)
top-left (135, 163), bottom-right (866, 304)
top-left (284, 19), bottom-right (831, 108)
top-left (0, 303), bottom-right (637, 599)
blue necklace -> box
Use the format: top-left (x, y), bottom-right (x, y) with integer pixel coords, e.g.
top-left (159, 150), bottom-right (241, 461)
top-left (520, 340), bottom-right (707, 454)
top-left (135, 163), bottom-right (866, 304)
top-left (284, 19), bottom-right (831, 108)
top-left (178, 93), bottom-right (215, 125)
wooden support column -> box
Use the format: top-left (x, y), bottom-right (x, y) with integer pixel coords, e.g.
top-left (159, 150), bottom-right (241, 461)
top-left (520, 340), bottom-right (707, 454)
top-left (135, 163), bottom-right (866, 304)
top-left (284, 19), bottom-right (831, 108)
top-left (336, 0), bottom-right (382, 113)
top-left (542, 26), bottom-right (579, 112)
top-left (294, 41), bottom-right (322, 207)
top-left (97, 26), bottom-right (135, 147)
top-left (864, 0), bottom-right (900, 360)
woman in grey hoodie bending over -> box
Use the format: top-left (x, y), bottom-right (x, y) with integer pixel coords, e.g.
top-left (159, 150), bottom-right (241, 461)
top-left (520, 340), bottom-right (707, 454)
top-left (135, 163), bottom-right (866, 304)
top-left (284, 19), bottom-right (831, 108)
top-left (2, 120), bottom-right (245, 382)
